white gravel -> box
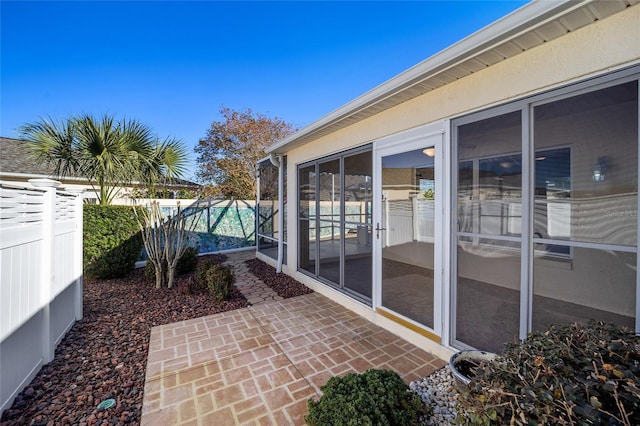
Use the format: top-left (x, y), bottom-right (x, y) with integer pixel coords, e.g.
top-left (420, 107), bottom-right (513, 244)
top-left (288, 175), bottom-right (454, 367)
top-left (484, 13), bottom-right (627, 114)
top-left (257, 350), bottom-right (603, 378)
top-left (410, 366), bottom-right (461, 425)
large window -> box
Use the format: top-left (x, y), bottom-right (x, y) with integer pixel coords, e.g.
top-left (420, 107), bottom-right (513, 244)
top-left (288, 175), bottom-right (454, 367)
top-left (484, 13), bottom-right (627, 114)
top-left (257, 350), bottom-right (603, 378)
top-left (453, 77), bottom-right (639, 352)
top-left (298, 146), bottom-right (372, 303)
top-left (455, 110), bottom-right (523, 351)
top-left (532, 82), bottom-right (637, 332)
top-left (257, 157), bottom-right (287, 263)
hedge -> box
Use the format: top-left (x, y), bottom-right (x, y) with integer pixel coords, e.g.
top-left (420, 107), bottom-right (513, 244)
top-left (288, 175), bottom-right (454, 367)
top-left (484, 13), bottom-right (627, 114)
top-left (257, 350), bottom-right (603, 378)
top-left (83, 204), bottom-right (143, 279)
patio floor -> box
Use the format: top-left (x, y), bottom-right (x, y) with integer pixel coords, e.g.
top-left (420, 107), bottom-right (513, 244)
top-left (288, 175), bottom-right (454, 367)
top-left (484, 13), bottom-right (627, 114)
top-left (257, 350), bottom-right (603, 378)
top-left (141, 256), bottom-right (446, 425)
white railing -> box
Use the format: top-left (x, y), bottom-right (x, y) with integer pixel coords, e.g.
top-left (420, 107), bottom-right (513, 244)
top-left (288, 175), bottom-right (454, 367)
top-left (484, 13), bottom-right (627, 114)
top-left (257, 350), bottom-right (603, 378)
top-left (0, 179), bottom-right (83, 415)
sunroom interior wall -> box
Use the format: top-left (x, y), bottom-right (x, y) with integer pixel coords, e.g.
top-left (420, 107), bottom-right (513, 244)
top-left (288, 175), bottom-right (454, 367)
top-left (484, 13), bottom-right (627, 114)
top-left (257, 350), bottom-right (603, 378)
top-left (285, 4), bottom-right (640, 276)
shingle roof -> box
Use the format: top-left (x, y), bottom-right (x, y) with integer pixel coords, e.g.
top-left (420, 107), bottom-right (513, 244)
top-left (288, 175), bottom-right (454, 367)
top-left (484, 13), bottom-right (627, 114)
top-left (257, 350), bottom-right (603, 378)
top-left (0, 136), bottom-right (69, 177)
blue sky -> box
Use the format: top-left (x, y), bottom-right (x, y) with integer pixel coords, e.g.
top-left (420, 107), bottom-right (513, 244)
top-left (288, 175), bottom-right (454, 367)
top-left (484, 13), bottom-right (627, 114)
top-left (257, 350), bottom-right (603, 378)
top-left (1, 1), bottom-right (527, 181)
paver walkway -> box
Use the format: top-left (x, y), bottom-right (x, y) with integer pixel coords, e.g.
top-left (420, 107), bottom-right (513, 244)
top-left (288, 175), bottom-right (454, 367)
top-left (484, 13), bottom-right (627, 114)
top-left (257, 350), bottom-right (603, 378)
top-left (222, 250), bottom-right (282, 305)
top-left (141, 252), bottom-right (446, 425)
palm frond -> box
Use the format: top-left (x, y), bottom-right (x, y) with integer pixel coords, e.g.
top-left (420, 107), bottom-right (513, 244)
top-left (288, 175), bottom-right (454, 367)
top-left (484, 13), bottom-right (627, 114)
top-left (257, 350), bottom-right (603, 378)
top-left (155, 137), bottom-right (189, 180)
top-left (18, 116), bottom-right (79, 178)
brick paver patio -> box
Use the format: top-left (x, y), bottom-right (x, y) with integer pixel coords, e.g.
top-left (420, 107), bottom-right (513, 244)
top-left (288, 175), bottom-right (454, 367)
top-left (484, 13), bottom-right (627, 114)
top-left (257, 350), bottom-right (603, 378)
top-left (141, 252), bottom-right (446, 425)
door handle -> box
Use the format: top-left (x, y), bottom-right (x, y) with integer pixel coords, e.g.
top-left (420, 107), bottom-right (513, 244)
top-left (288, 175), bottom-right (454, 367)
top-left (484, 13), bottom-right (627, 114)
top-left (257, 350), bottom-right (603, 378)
top-left (375, 223), bottom-right (386, 239)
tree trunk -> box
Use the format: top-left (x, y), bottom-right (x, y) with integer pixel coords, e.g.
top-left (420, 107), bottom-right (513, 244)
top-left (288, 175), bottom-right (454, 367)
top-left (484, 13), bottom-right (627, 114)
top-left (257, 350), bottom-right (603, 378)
top-left (166, 265), bottom-right (176, 289)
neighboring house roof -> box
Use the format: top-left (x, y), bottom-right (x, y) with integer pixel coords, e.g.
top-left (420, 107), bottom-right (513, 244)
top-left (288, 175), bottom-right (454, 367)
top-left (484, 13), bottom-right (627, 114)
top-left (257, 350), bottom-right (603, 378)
top-left (268, 0), bottom-right (639, 154)
top-left (0, 136), bottom-right (201, 189)
top-left (0, 136), bottom-right (84, 179)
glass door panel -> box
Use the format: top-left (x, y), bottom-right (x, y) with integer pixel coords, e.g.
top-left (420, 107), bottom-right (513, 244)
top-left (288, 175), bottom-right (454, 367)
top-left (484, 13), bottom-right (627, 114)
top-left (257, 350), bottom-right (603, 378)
top-left (298, 164), bottom-right (316, 275)
top-left (532, 81), bottom-right (638, 332)
top-left (344, 151), bottom-right (372, 298)
top-left (380, 147), bottom-right (436, 328)
top-left (454, 110), bottom-right (522, 351)
top-left (456, 237), bottom-right (521, 353)
top-left (318, 160), bottom-right (342, 286)
top-left (297, 148), bottom-right (373, 304)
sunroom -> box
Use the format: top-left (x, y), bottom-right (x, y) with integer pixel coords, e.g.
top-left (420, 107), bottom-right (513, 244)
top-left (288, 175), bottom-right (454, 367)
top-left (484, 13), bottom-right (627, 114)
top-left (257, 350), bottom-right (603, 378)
top-left (256, 0), bottom-right (640, 357)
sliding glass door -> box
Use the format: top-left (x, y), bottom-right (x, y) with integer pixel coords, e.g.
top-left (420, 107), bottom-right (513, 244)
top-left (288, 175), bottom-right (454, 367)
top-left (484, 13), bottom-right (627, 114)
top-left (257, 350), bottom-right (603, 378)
top-left (531, 82), bottom-right (637, 333)
top-left (298, 146), bottom-right (372, 303)
top-left (452, 77), bottom-right (639, 352)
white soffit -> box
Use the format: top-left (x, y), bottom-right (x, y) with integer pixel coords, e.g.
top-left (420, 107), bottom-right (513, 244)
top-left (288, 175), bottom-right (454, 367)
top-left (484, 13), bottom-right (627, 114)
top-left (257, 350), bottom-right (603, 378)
top-left (268, 0), bottom-right (639, 154)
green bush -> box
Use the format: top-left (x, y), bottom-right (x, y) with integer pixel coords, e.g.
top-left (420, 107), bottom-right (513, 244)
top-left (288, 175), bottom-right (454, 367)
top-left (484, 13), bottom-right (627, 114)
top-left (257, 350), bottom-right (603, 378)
top-left (457, 321), bottom-right (640, 425)
top-left (84, 205), bottom-right (142, 279)
top-left (144, 246), bottom-right (199, 283)
top-left (176, 246), bottom-right (199, 275)
top-left (305, 369), bottom-right (425, 426)
top-left (196, 260), bottom-right (234, 301)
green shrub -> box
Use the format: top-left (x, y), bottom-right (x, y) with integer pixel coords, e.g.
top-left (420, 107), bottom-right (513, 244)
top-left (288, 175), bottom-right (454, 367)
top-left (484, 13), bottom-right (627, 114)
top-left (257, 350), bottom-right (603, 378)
top-left (144, 259), bottom-right (155, 282)
top-left (196, 260), bottom-right (234, 301)
top-left (144, 246), bottom-right (198, 283)
top-left (305, 369), bottom-right (425, 426)
top-left (457, 321), bottom-right (640, 425)
top-left (176, 246), bottom-right (199, 275)
top-left (83, 205), bottom-right (142, 279)
top-left (195, 258), bottom-right (216, 282)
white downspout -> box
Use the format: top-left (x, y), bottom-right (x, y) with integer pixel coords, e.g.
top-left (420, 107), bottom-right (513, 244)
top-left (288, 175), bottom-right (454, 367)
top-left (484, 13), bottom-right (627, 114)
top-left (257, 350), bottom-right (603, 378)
top-left (269, 153), bottom-right (284, 273)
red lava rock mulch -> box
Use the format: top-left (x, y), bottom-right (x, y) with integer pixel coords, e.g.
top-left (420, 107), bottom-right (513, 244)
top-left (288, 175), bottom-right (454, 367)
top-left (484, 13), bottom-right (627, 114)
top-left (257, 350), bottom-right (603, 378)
top-left (244, 258), bottom-right (313, 298)
top-left (0, 254), bottom-right (248, 426)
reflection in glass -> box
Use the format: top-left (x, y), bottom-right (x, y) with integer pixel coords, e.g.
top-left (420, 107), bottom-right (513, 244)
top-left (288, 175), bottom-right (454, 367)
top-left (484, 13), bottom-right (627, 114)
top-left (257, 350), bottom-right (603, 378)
top-left (534, 81), bottom-right (638, 247)
top-left (317, 160), bottom-right (342, 286)
top-left (533, 148), bottom-right (571, 257)
top-left (257, 158), bottom-right (287, 261)
top-left (531, 81), bottom-right (638, 332)
top-left (381, 147), bottom-right (435, 328)
top-left (298, 165), bottom-right (316, 219)
top-left (456, 110), bottom-right (522, 350)
top-left (456, 238), bottom-right (521, 353)
top-left (297, 149), bottom-right (372, 303)
top-left (318, 220), bottom-right (340, 285)
top-left (299, 164), bottom-right (316, 273)
top-left (344, 151), bottom-right (372, 298)
top-left (457, 111), bottom-right (522, 237)
top-left (533, 247), bottom-right (635, 331)
top-left (319, 160), bottom-right (341, 223)
top-left (300, 222), bottom-right (316, 275)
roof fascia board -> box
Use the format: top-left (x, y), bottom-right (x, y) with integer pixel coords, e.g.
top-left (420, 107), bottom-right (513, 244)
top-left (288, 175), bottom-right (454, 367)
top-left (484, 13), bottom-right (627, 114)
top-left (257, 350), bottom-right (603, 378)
top-left (267, 0), bottom-right (582, 154)
top-left (0, 172), bottom-right (198, 188)
top-left (0, 172), bottom-right (91, 183)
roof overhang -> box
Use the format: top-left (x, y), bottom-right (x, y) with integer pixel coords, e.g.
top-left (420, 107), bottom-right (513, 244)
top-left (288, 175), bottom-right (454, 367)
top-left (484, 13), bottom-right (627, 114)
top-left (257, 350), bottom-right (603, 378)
top-left (267, 0), bottom-right (638, 154)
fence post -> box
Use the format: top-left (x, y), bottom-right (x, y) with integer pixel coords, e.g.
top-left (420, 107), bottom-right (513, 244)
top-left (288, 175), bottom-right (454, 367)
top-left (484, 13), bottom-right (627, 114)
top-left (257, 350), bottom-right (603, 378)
top-left (67, 188), bottom-right (85, 321)
top-left (28, 179), bottom-right (60, 363)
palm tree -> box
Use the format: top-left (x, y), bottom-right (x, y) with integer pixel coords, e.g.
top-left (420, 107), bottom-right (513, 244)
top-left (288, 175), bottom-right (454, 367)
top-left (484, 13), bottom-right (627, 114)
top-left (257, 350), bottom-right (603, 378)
top-left (19, 114), bottom-right (189, 205)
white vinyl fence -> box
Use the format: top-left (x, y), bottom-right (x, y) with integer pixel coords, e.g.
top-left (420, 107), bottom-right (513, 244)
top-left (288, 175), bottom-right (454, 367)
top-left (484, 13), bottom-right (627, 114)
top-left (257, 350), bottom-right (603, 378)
top-left (0, 179), bottom-right (83, 415)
